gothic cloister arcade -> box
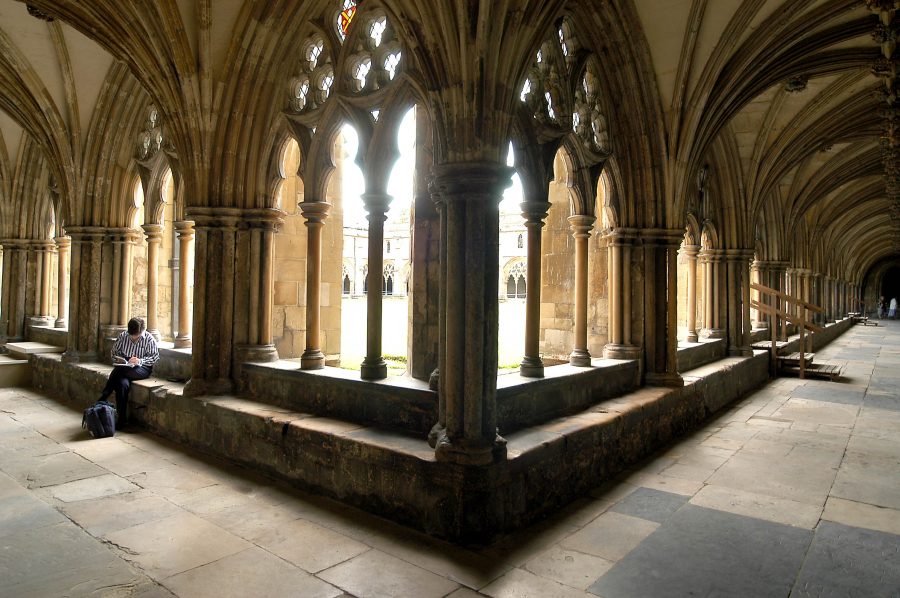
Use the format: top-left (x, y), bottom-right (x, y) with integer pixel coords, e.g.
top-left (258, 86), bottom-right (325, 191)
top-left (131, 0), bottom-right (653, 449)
top-left (0, 0), bottom-right (898, 542)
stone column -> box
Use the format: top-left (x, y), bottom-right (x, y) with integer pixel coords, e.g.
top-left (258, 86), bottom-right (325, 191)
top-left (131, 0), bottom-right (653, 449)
top-left (428, 162), bottom-right (512, 466)
top-left (141, 224), bottom-right (163, 339)
top-left (0, 240), bottom-right (27, 341)
top-left (750, 260), bottom-right (765, 329)
top-left (568, 215), bottom-right (596, 366)
top-left (683, 244), bottom-right (700, 342)
top-left (173, 220), bottom-right (194, 348)
top-left (38, 242), bottom-right (54, 321)
top-left (360, 192), bottom-right (391, 381)
top-left (641, 229), bottom-right (684, 387)
top-left (22, 241), bottom-right (56, 329)
top-left (62, 227), bottom-right (105, 361)
top-left (700, 249), bottom-right (724, 338)
top-left (603, 228), bottom-right (640, 360)
top-left (725, 250), bottom-right (753, 356)
top-left (54, 236), bottom-right (70, 328)
top-left (233, 209), bottom-right (284, 367)
top-left (300, 201), bottom-right (330, 370)
top-left (409, 108), bottom-right (440, 383)
top-left (520, 199), bottom-right (551, 377)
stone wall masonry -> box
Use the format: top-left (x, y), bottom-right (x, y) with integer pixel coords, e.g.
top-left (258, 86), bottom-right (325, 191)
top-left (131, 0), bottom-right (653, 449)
top-left (676, 338), bottom-right (726, 372)
top-left (26, 324), bottom-right (67, 347)
top-left (496, 359), bottom-right (640, 433)
top-left (25, 319), bottom-right (855, 542)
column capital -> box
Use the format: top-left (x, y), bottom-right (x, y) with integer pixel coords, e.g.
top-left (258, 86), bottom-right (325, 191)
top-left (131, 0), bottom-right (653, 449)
top-left (430, 161), bottom-right (514, 203)
top-left (520, 200), bottom-right (552, 225)
top-left (54, 236), bottom-right (71, 249)
top-left (174, 220), bottom-right (197, 240)
top-left (638, 228), bottom-right (684, 246)
top-left (299, 200), bottom-right (331, 224)
top-left (723, 248), bottom-right (755, 262)
top-left (680, 244), bottom-right (700, 258)
top-left (63, 226), bottom-right (106, 243)
top-left (567, 214), bottom-right (596, 237)
top-left (141, 223), bottom-right (164, 241)
top-left (106, 227), bottom-right (142, 244)
top-left (698, 248), bottom-right (724, 262)
top-left (361, 192), bottom-right (392, 215)
top-left (602, 226), bottom-right (639, 244)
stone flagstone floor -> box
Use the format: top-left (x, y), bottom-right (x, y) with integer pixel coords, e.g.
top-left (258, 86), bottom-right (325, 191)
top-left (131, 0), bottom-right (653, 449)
top-left (1, 321), bottom-right (899, 597)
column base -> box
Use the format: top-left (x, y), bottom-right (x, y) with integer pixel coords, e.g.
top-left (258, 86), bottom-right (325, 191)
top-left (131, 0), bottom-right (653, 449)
top-left (234, 344), bottom-right (279, 364)
top-left (434, 432), bottom-right (507, 465)
top-left (686, 332), bottom-right (699, 343)
top-left (61, 349), bottom-right (97, 364)
top-left (728, 346), bottom-right (754, 357)
top-left (519, 356), bottom-right (544, 378)
top-left (148, 329), bottom-right (161, 341)
top-left (183, 377), bottom-right (233, 398)
top-left (174, 334), bottom-right (192, 349)
top-left (26, 316), bottom-right (54, 329)
top-left (703, 328), bottom-right (725, 339)
top-left (54, 318), bottom-right (67, 329)
top-left (645, 371), bottom-right (684, 388)
top-left (569, 349), bottom-right (592, 367)
top-left (428, 368), bottom-right (439, 391)
top-left (603, 344), bottom-right (641, 360)
top-left (360, 357), bottom-right (388, 380)
top-left (301, 349), bottom-right (325, 370)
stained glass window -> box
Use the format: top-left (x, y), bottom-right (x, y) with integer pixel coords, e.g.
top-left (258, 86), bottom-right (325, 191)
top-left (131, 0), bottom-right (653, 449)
top-left (337, 1), bottom-right (357, 41)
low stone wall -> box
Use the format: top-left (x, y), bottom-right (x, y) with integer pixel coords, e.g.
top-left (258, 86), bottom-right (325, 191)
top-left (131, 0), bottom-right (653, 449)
top-left (242, 362), bottom-right (438, 434)
top-left (27, 319), bottom-right (853, 542)
top-left (155, 347), bottom-right (192, 382)
top-left (25, 325), bottom-right (67, 348)
top-left (496, 358), bottom-right (640, 433)
top-left (676, 338), bottom-right (726, 372)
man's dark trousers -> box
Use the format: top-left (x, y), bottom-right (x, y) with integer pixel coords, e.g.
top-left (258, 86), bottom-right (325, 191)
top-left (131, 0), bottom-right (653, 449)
top-left (100, 365), bottom-right (152, 425)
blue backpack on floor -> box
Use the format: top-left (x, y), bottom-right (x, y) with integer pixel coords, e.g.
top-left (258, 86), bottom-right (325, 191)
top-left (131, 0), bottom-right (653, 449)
top-left (82, 400), bottom-right (116, 438)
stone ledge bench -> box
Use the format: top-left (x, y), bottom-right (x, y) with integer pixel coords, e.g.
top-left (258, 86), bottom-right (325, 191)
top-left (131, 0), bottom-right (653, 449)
top-left (30, 354), bottom-right (175, 417)
top-left (29, 344), bottom-right (773, 542)
top-left (5, 341), bottom-right (65, 361)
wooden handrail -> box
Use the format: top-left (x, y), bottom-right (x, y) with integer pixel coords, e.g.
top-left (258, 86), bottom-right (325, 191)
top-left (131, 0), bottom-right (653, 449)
top-left (750, 282), bottom-right (823, 379)
top-left (750, 301), bottom-right (825, 333)
top-left (751, 283), bottom-right (824, 313)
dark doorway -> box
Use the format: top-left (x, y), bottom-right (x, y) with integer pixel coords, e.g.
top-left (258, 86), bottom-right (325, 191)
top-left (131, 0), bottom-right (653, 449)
top-left (882, 266), bottom-right (900, 309)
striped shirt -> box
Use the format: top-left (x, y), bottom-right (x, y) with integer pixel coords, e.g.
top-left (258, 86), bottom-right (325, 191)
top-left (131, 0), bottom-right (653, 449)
top-left (111, 330), bottom-right (160, 368)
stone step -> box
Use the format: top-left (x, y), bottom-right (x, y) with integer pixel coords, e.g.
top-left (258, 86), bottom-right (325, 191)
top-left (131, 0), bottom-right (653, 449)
top-left (778, 352), bottom-right (815, 365)
top-left (779, 362), bottom-right (841, 381)
top-left (5, 341), bottom-right (65, 360)
top-left (0, 355), bottom-right (30, 387)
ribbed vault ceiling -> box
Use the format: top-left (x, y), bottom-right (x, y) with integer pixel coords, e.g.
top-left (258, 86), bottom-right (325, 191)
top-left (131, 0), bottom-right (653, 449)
top-left (0, 0), bottom-right (893, 281)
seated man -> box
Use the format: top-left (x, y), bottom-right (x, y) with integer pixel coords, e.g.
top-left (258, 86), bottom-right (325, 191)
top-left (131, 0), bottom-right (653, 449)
top-left (100, 317), bottom-right (159, 428)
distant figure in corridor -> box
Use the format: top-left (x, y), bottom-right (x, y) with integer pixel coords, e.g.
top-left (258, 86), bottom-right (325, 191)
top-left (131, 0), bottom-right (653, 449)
top-left (878, 296), bottom-right (886, 319)
top-left (99, 317), bottom-right (159, 428)
top-left (890, 297), bottom-right (898, 320)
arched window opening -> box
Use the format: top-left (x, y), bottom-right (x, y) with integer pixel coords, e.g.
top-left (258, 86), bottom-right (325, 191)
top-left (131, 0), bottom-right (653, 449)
top-left (506, 262), bottom-right (527, 299)
top-left (498, 144), bottom-right (527, 366)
